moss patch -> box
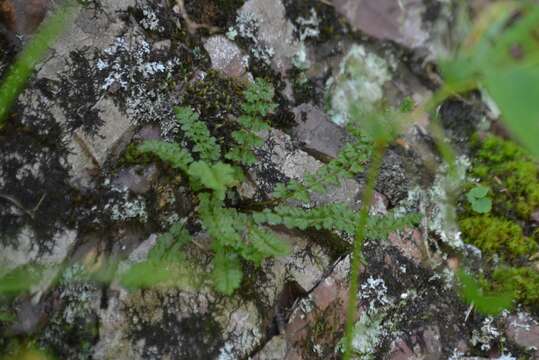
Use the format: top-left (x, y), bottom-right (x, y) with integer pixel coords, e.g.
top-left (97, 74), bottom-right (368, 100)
top-left (459, 135), bottom-right (539, 311)
top-left (489, 266), bottom-right (539, 310)
top-left (184, 0), bottom-right (245, 28)
top-left (469, 134), bottom-right (539, 220)
top-left (459, 215), bottom-right (536, 261)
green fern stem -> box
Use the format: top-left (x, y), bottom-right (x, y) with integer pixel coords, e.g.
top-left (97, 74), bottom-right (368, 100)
top-left (343, 140), bottom-right (387, 360)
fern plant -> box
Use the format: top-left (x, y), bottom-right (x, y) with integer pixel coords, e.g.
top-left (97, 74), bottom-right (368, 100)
top-left (120, 223), bottom-right (192, 290)
top-left (137, 79), bottom-right (289, 295)
top-left (273, 134), bottom-right (372, 202)
top-left (136, 78), bottom-right (420, 296)
top-left (176, 106), bottom-right (221, 162)
top-left (225, 78), bottom-right (277, 165)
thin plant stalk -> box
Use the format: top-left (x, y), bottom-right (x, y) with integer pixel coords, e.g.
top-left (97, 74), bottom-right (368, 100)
top-left (342, 140), bottom-right (387, 360)
top-left (0, 1), bottom-right (79, 128)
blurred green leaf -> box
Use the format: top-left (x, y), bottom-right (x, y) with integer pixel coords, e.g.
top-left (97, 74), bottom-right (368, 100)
top-left (0, 265), bottom-right (44, 295)
top-left (0, 311), bottom-right (15, 323)
top-left (440, 3), bottom-right (539, 157)
top-left (483, 66), bottom-right (539, 158)
top-left (0, 1), bottom-right (80, 127)
top-left (457, 270), bottom-right (514, 315)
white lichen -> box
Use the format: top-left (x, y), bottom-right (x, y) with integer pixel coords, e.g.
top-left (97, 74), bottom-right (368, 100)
top-left (105, 186), bottom-right (148, 223)
top-left (360, 276), bottom-right (393, 312)
top-left (327, 45), bottom-right (392, 126)
top-left (296, 8), bottom-right (320, 42)
top-left (337, 311), bottom-right (386, 359)
top-left (97, 34), bottom-right (182, 134)
top-left (227, 12), bottom-right (274, 65)
top-left (396, 155), bottom-right (471, 250)
top-left (140, 5), bottom-right (164, 32)
top-left (471, 317), bottom-right (501, 351)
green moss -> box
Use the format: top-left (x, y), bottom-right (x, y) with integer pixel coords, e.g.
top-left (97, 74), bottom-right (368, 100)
top-left (458, 135), bottom-right (539, 311)
top-left (184, 0), bottom-right (245, 28)
top-left (183, 70), bottom-right (244, 124)
top-left (470, 135), bottom-right (539, 220)
top-left (117, 143), bottom-right (154, 167)
top-left (490, 266), bottom-right (539, 308)
top-left (459, 215), bottom-right (537, 260)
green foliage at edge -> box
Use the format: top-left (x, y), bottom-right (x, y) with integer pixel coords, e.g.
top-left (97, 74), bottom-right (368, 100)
top-left (0, 1), bottom-right (80, 128)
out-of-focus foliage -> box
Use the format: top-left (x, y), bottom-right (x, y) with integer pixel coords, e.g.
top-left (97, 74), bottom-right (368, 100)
top-left (0, 1), bottom-right (80, 127)
top-left (440, 2), bottom-right (539, 158)
top-left (457, 270), bottom-right (514, 315)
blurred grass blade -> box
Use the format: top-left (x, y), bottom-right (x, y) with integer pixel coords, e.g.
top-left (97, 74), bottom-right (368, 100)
top-left (0, 1), bottom-right (79, 128)
top-left (457, 270), bottom-right (514, 315)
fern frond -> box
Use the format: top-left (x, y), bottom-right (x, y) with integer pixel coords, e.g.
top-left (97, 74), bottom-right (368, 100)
top-left (254, 203), bottom-right (357, 233)
top-left (242, 78), bottom-right (277, 117)
top-left (138, 140), bottom-right (193, 171)
top-left (188, 161), bottom-right (239, 200)
top-left (212, 249), bottom-right (243, 295)
top-left (249, 226), bottom-right (289, 257)
top-left (273, 138), bottom-right (372, 202)
top-left (176, 106), bottom-right (221, 162)
top-left (254, 205), bottom-right (421, 240)
top-left (226, 79), bottom-right (277, 166)
top-left (365, 213), bottom-right (422, 240)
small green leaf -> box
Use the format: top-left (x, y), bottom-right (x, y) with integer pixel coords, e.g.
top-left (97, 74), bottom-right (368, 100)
top-left (466, 186), bottom-right (492, 214)
top-left (212, 251), bottom-right (243, 295)
top-left (188, 161), bottom-right (238, 200)
top-left (471, 197), bottom-right (492, 214)
top-left (468, 185), bottom-right (489, 199)
top-left (250, 228), bottom-right (289, 257)
top-left (138, 140), bottom-right (193, 171)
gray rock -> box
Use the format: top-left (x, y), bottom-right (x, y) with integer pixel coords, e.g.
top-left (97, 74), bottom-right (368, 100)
top-left (332, 0), bottom-right (453, 58)
top-left (204, 35), bottom-right (249, 79)
top-left (238, 0), bottom-right (301, 74)
top-left (252, 336), bottom-right (287, 360)
top-left (505, 313), bottom-right (539, 358)
top-left (333, 0), bottom-right (428, 49)
top-left (8, 298), bottom-right (47, 335)
top-left (532, 209), bottom-right (539, 224)
top-left (388, 228), bottom-right (425, 265)
top-left (292, 103), bottom-right (348, 160)
top-left (273, 231), bottom-right (331, 293)
top-left (65, 97), bottom-right (135, 188)
top-left (375, 149), bottom-right (409, 206)
top-left (388, 326), bottom-right (443, 360)
top-left (134, 125), bottom-right (161, 142)
top-left (0, 227), bottom-right (77, 277)
top-left (113, 165), bottom-right (159, 195)
top-left (38, 0), bottom-right (134, 81)
top-left (152, 39), bottom-right (171, 53)
top-left (422, 325), bottom-right (443, 359)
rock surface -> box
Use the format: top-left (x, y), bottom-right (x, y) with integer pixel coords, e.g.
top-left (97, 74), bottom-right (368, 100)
top-left (204, 35), bottom-right (249, 79)
top-left (1, 1), bottom-right (537, 360)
